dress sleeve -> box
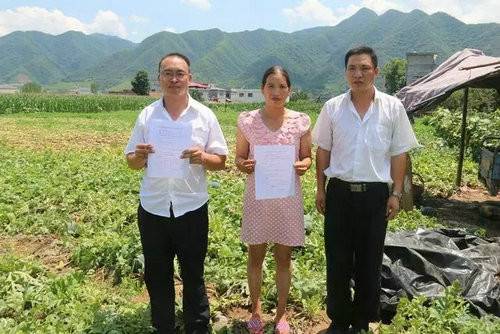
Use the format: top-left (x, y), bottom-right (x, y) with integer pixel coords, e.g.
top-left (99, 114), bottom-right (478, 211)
top-left (237, 111), bottom-right (251, 141)
top-left (298, 113), bottom-right (311, 137)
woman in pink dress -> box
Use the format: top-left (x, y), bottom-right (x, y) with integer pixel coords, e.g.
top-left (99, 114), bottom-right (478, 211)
top-left (235, 66), bottom-right (312, 334)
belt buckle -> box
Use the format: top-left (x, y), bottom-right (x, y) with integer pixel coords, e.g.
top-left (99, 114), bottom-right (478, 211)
top-left (350, 184), bottom-right (366, 192)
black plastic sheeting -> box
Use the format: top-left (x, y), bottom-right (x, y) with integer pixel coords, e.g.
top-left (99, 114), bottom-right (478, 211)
top-left (380, 228), bottom-right (500, 322)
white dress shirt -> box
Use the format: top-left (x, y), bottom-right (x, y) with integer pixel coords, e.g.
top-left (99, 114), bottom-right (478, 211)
top-left (125, 96), bottom-right (228, 217)
top-left (312, 87), bottom-right (420, 183)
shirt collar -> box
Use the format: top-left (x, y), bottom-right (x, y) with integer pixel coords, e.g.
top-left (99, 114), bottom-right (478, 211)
top-left (373, 86), bottom-right (382, 102)
top-left (160, 94), bottom-right (196, 119)
top-left (345, 86), bottom-right (381, 103)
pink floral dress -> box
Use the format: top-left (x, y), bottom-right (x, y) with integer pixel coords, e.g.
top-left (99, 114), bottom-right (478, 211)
top-left (238, 109), bottom-right (311, 246)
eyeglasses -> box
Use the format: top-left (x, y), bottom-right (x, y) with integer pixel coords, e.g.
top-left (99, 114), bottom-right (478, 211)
top-left (159, 70), bottom-right (189, 79)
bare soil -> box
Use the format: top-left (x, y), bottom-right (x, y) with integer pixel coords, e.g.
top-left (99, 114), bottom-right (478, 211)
top-left (0, 234), bottom-right (72, 273)
top-left (420, 185), bottom-right (500, 236)
top-left (0, 122), bottom-right (128, 150)
top-left (210, 306), bottom-right (330, 334)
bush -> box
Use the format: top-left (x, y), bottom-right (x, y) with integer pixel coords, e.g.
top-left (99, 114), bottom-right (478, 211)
top-left (90, 82), bottom-right (99, 94)
top-left (290, 90), bottom-right (310, 101)
top-left (427, 107), bottom-right (500, 160)
top-left (131, 70), bottom-right (150, 96)
top-left (20, 82), bottom-right (42, 94)
top-left (382, 58), bottom-right (407, 95)
top-left (439, 88), bottom-right (499, 113)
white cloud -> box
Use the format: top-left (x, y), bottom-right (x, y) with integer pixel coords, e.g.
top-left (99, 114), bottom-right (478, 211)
top-left (357, 0), bottom-right (500, 24)
top-left (283, 0), bottom-right (499, 29)
top-left (0, 6), bottom-right (128, 38)
top-left (283, 0), bottom-right (339, 26)
top-left (88, 10), bottom-right (127, 37)
top-left (282, 0), bottom-right (406, 27)
top-left (359, 0), bottom-right (403, 14)
top-left (415, 0), bottom-right (500, 24)
top-left (163, 27), bottom-right (177, 33)
top-left (181, 0), bottom-right (211, 11)
top-left (327, 0), bottom-right (403, 23)
top-left (129, 15), bottom-right (149, 24)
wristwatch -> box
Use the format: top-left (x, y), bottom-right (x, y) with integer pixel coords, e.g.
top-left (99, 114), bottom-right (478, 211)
top-left (391, 191), bottom-right (403, 200)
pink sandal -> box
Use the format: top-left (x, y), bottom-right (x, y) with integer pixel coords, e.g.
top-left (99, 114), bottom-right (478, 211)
top-left (247, 316), bottom-right (264, 334)
top-left (275, 319), bottom-right (290, 334)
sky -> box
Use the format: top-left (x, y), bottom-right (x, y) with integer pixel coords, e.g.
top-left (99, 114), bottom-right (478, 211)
top-left (0, 0), bottom-right (499, 42)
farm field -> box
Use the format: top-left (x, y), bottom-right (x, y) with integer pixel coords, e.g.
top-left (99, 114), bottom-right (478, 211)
top-left (0, 95), bottom-right (499, 333)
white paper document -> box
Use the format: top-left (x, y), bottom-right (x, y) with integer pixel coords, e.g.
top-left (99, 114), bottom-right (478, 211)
top-left (146, 121), bottom-right (192, 178)
top-left (254, 145), bottom-right (295, 200)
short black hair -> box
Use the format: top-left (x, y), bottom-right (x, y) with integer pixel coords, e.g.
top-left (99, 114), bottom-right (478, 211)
top-left (261, 65), bottom-right (291, 88)
top-left (158, 52), bottom-right (191, 73)
top-left (344, 46), bottom-right (378, 69)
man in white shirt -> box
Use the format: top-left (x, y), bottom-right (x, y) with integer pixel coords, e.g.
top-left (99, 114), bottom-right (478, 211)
top-left (125, 52), bottom-right (228, 334)
top-left (313, 46), bottom-right (419, 334)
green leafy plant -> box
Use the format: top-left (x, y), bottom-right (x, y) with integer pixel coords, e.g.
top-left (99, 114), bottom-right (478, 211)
top-left (383, 281), bottom-right (500, 333)
top-left (427, 107), bottom-right (500, 161)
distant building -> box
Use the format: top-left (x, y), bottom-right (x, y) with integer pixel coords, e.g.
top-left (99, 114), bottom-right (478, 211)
top-left (68, 86), bottom-right (92, 95)
top-left (200, 84), bottom-right (227, 102)
top-left (0, 83), bottom-right (21, 94)
top-left (228, 88), bottom-right (263, 103)
top-left (189, 81), bottom-right (264, 103)
top-left (189, 82), bottom-right (209, 90)
top-left (406, 52), bottom-right (437, 85)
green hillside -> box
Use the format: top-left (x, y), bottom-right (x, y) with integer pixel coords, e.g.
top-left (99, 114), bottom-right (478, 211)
top-left (1, 8), bottom-right (499, 94)
top-left (0, 31), bottom-right (135, 84)
top-left (74, 8), bottom-right (500, 94)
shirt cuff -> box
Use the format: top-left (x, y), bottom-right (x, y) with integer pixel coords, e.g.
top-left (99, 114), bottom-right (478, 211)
top-left (206, 146), bottom-right (229, 156)
top-left (390, 143), bottom-right (422, 156)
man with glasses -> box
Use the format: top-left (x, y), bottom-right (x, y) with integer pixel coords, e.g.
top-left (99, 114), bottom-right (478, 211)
top-left (313, 46), bottom-right (419, 334)
top-left (125, 52), bottom-right (228, 334)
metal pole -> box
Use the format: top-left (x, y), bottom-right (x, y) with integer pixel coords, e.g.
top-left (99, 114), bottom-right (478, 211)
top-left (456, 87), bottom-right (469, 187)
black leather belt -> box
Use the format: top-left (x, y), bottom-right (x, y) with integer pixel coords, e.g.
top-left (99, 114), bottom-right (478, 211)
top-left (330, 178), bottom-right (386, 192)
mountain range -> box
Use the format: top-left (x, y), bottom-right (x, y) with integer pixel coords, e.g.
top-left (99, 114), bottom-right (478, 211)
top-left (1, 8), bottom-right (499, 94)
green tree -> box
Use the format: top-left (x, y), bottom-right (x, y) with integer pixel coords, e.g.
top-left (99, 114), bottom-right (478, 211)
top-left (382, 58), bottom-right (407, 95)
top-left (90, 81), bottom-right (99, 94)
top-left (131, 70), bottom-right (150, 95)
top-left (439, 88), bottom-right (499, 113)
top-left (190, 89), bottom-right (204, 102)
top-left (20, 82), bottom-right (42, 94)
top-left (290, 90), bottom-right (309, 101)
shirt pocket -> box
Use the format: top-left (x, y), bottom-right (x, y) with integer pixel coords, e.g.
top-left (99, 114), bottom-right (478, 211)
top-left (366, 123), bottom-right (392, 153)
top-left (191, 124), bottom-right (209, 148)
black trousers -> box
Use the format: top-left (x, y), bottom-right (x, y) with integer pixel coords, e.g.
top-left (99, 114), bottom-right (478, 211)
top-left (138, 203), bottom-right (210, 334)
top-left (324, 178), bottom-right (389, 331)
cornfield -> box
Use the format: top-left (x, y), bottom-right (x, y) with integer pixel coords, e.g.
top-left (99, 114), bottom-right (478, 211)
top-left (0, 93), bottom-right (155, 114)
